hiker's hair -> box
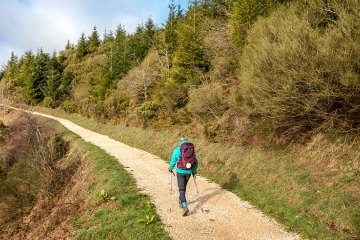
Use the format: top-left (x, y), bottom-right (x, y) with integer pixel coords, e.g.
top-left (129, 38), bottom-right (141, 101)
top-left (179, 135), bottom-right (187, 141)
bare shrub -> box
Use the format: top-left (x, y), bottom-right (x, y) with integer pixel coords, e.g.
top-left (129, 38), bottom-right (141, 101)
top-left (3, 112), bottom-right (55, 161)
top-left (0, 113), bottom-right (68, 223)
top-left (24, 133), bottom-right (68, 197)
top-left (203, 22), bottom-right (238, 81)
top-left (187, 82), bottom-right (227, 122)
top-left (239, 0), bottom-right (360, 139)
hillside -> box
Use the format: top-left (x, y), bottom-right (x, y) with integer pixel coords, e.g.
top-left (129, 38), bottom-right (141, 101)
top-left (1, 0), bottom-right (359, 239)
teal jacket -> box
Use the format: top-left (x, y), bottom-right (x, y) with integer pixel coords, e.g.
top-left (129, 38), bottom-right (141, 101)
top-left (168, 140), bottom-right (198, 174)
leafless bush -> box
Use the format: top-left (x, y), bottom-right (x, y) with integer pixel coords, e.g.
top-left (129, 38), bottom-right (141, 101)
top-left (0, 113), bottom-right (68, 222)
top-left (24, 133), bottom-right (68, 197)
top-left (203, 22), bottom-right (238, 81)
top-left (187, 82), bottom-right (227, 122)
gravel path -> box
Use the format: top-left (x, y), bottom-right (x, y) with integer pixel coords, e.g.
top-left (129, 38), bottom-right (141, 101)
top-left (30, 109), bottom-right (301, 240)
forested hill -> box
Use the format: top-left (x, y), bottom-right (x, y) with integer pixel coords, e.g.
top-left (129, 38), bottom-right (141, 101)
top-left (1, 0), bottom-right (360, 143)
top-left (0, 0), bottom-right (359, 238)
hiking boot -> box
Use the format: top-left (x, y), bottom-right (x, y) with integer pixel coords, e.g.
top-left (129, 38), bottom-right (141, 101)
top-left (180, 201), bottom-right (187, 209)
top-left (182, 206), bottom-right (189, 216)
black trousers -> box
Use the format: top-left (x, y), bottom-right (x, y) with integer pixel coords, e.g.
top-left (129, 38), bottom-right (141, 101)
top-left (177, 172), bottom-right (191, 203)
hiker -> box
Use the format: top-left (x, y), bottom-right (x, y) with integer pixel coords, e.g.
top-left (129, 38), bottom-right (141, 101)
top-left (168, 135), bottom-right (198, 216)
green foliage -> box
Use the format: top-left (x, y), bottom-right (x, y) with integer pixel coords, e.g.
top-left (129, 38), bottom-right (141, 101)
top-left (22, 49), bottom-right (53, 104)
top-left (136, 201), bottom-right (156, 225)
top-left (104, 94), bottom-right (130, 120)
top-left (97, 189), bottom-right (117, 202)
top-left (103, 28), bottom-right (115, 43)
top-left (171, 15), bottom-right (209, 84)
top-left (111, 24), bottom-right (131, 78)
top-left (239, 0), bottom-right (360, 138)
top-left (164, 0), bottom-right (183, 55)
top-left (76, 32), bottom-right (88, 60)
top-left (60, 70), bottom-right (74, 93)
top-left (230, 0), bottom-right (292, 48)
top-left (41, 68), bottom-right (61, 108)
top-left (157, 80), bottom-right (188, 111)
top-left (128, 18), bottom-right (156, 63)
top-left (136, 101), bottom-right (159, 122)
top-left (9, 51), bottom-right (34, 94)
top-left (2, 52), bottom-right (20, 85)
top-left (88, 26), bottom-right (101, 52)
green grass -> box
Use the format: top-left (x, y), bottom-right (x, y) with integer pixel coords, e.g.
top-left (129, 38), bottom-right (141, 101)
top-left (45, 117), bottom-right (171, 240)
top-left (35, 107), bottom-right (360, 240)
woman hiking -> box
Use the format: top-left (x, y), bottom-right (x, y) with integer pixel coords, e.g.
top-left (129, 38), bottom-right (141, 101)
top-left (168, 135), bottom-right (198, 216)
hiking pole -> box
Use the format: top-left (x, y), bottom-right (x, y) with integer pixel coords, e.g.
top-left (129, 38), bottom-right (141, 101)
top-left (192, 173), bottom-right (203, 212)
top-left (169, 170), bottom-right (175, 211)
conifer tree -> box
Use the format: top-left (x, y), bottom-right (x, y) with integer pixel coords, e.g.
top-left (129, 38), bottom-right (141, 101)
top-left (17, 51), bottom-right (35, 88)
top-left (23, 49), bottom-right (50, 103)
top-left (164, 0), bottom-right (183, 56)
top-left (75, 32), bottom-right (88, 59)
top-left (88, 26), bottom-right (101, 52)
top-left (2, 52), bottom-right (19, 85)
top-left (65, 40), bottom-right (73, 50)
top-left (113, 24), bottom-right (130, 77)
top-left (89, 25), bottom-right (130, 102)
top-left (103, 28), bottom-right (115, 43)
top-left (171, 0), bottom-right (209, 84)
top-left (128, 17), bottom-right (156, 63)
top-left (41, 68), bottom-right (61, 108)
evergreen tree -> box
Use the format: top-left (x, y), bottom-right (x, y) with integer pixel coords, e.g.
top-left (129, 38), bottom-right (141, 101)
top-left (41, 68), bottom-right (61, 108)
top-left (2, 52), bottom-right (19, 85)
top-left (49, 51), bottom-right (62, 73)
top-left (113, 24), bottom-right (130, 77)
top-left (144, 17), bottom-right (156, 47)
top-left (88, 26), bottom-right (101, 52)
top-left (60, 70), bottom-right (74, 96)
top-left (103, 28), bottom-right (115, 43)
top-left (17, 51), bottom-right (35, 88)
top-left (199, 0), bottom-right (230, 19)
top-left (128, 17), bottom-right (156, 63)
top-left (171, 1), bottom-right (209, 84)
top-left (88, 25), bottom-right (129, 102)
top-left (75, 32), bottom-right (88, 59)
top-left (65, 40), bottom-right (73, 50)
top-left (23, 49), bottom-right (50, 104)
top-left (164, 0), bottom-right (182, 56)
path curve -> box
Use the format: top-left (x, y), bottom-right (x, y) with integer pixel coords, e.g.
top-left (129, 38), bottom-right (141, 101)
top-left (20, 107), bottom-right (301, 240)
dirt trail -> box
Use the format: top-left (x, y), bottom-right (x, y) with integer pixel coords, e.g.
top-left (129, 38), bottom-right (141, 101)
top-left (32, 110), bottom-right (301, 240)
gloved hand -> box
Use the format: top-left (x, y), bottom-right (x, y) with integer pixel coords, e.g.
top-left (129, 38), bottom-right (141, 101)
top-left (192, 172), bottom-right (197, 177)
top-left (168, 169), bottom-right (173, 173)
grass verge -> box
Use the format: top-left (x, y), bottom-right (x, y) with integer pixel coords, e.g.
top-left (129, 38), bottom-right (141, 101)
top-left (35, 107), bottom-right (359, 239)
top-left (45, 115), bottom-right (171, 240)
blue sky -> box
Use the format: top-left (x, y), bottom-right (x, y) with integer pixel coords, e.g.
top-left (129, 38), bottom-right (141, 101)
top-left (0, 0), bottom-right (188, 69)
